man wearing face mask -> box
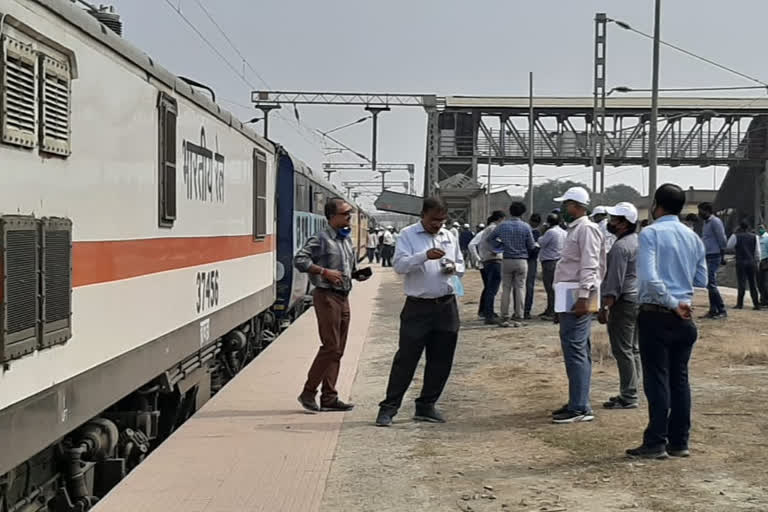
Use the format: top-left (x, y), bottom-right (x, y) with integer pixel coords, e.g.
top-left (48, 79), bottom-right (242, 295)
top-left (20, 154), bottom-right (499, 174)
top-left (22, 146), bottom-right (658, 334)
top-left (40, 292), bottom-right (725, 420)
top-left (551, 187), bottom-right (605, 424)
top-left (598, 202), bottom-right (641, 410)
top-left (295, 198), bottom-right (370, 413)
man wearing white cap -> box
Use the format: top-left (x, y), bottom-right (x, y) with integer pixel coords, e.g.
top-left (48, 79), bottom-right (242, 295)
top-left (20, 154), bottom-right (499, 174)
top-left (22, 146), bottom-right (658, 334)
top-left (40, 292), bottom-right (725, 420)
top-left (592, 206), bottom-right (617, 255)
top-left (450, 221), bottom-right (460, 242)
top-left (598, 202), bottom-right (642, 410)
top-left (551, 186), bottom-right (605, 424)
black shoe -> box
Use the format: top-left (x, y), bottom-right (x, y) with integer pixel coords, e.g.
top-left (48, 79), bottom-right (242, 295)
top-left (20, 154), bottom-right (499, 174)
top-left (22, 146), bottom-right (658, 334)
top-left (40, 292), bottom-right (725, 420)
top-left (298, 394), bottom-right (320, 413)
top-left (626, 445), bottom-right (669, 459)
top-left (754, 306), bottom-right (762, 311)
top-left (551, 403), bottom-right (570, 416)
top-left (552, 409), bottom-right (595, 424)
top-left (375, 409), bottom-right (395, 427)
top-left (414, 406), bottom-right (446, 423)
top-left (524, 313), bottom-right (532, 320)
top-left (666, 445), bottom-right (690, 457)
top-left (320, 399), bottom-right (355, 412)
top-left (603, 396), bottom-right (639, 409)
top-left (734, 304), bottom-right (744, 310)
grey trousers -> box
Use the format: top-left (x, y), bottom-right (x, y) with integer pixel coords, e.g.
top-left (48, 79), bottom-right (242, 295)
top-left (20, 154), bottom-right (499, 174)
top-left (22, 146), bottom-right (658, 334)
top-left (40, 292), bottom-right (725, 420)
top-left (501, 259), bottom-right (528, 319)
top-left (607, 299), bottom-right (642, 402)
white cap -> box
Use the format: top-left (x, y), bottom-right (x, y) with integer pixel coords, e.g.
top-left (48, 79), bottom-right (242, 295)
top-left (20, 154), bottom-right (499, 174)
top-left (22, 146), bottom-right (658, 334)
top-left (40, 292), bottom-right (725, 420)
top-left (606, 202), bottom-right (639, 224)
top-left (592, 206), bottom-right (607, 216)
top-left (463, 223), bottom-right (470, 228)
top-left (453, 222), bottom-right (460, 227)
top-left (553, 186), bottom-right (590, 206)
top-left (478, 223), bottom-right (486, 228)
top-left (387, 225), bottom-right (394, 230)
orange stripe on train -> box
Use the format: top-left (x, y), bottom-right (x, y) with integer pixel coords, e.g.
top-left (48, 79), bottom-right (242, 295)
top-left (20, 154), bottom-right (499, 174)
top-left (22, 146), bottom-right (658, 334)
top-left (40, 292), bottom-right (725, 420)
top-left (72, 234), bottom-right (274, 287)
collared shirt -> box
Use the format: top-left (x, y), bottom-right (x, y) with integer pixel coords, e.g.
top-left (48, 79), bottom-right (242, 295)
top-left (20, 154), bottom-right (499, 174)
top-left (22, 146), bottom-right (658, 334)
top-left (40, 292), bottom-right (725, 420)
top-left (393, 222), bottom-right (465, 299)
top-left (701, 215), bottom-right (727, 256)
top-left (599, 218), bottom-right (617, 254)
top-left (637, 215), bottom-right (707, 309)
top-left (383, 231), bottom-right (395, 246)
top-left (727, 232), bottom-right (761, 263)
top-left (468, 222), bottom-right (502, 263)
top-left (489, 217), bottom-right (536, 260)
top-left (294, 226), bottom-right (356, 292)
top-left (554, 216), bottom-right (605, 299)
top-left (761, 233), bottom-right (768, 261)
top-left (367, 232), bottom-right (378, 249)
top-left (602, 232), bottom-right (638, 302)
top-left (538, 225), bottom-right (567, 262)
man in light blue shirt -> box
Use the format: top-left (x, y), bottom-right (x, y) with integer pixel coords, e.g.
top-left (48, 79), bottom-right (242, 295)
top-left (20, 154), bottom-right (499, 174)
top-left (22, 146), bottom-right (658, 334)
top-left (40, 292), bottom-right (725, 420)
top-left (376, 197), bottom-right (464, 427)
top-left (626, 184), bottom-right (707, 460)
top-left (698, 202), bottom-right (728, 319)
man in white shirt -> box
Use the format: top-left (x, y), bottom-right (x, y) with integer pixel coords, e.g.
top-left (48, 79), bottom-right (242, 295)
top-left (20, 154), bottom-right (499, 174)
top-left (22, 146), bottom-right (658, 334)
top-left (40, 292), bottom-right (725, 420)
top-left (366, 228), bottom-right (378, 264)
top-left (592, 206), bottom-right (617, 255)
top-left (381, 226), bottom-right (396, 267)
top-left (376, 198), bottom-right (465, 427)
top-left (450, 221), bottom-right (460, 242)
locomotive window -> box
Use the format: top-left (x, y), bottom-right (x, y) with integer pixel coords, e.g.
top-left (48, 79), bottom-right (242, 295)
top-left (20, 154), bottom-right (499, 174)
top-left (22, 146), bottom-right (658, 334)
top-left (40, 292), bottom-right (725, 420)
top-left (157, 92), bottom-right (177, 227)
top-left (253, 150), bottom-right (268, 239)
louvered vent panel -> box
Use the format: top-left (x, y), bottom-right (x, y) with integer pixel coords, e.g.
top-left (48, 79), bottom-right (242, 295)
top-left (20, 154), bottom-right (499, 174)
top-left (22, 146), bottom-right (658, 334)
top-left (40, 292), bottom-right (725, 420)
top-left (41, 218), bottom-right (72, 348)
top-left (40, 56), bottom-right (71, 155)
top-left (1, 37), bottom-right (37, 148)
top-left (1, 216), bottom-right (39, 362)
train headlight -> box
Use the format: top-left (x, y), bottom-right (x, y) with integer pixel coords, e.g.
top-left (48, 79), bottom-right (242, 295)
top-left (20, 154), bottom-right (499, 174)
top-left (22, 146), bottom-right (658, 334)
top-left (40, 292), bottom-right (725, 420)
top-left (276, 261), bottom-right (285, 281)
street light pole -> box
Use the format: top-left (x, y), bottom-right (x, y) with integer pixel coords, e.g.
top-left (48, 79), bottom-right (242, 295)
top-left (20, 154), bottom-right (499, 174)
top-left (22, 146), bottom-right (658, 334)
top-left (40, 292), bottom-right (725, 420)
top-left (648, 0), bottom-right (661, 217)
top-left (528, 71), bottom-right (535, 218)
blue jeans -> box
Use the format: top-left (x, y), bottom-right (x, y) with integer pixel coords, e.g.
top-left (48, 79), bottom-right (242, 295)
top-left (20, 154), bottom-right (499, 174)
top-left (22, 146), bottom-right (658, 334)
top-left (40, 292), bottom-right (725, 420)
top-left (638, 311), bottom-right (697, 449)
top-left (706, 254), bottom-right (726, 315)
top-left (559, 312), bottom-right (593, 411)
top-left (481, 261), bottom-right (502, 319)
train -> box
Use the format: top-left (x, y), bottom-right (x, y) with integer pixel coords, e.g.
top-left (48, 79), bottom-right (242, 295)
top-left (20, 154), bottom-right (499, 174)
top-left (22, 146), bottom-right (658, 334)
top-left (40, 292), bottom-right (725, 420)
top-left (0, 1), bottom-right (371, 510)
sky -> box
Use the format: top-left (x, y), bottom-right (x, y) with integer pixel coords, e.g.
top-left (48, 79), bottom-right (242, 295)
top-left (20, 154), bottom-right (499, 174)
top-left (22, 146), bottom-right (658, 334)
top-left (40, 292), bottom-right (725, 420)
top-left (111, 0), bottom-right (768, 210)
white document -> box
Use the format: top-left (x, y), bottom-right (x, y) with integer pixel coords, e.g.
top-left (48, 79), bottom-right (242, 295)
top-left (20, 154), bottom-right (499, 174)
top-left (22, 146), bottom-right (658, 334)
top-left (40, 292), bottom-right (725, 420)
top-left (554, 282), bottom-right (600, 313)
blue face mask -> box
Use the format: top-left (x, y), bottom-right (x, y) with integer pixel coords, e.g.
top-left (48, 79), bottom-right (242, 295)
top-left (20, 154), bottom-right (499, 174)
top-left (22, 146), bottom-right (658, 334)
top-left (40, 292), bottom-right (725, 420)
top-left (337, 226), bottom-right (352, 239)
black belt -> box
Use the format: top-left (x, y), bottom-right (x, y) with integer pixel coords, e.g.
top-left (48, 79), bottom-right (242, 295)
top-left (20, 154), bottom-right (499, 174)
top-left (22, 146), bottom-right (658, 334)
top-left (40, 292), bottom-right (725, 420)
top-left (406, 294), bottom-right (455, 304)
top-left (640, 303), bottom-right (673, 314)
top-left (316, 287), bottom-right (350, 297)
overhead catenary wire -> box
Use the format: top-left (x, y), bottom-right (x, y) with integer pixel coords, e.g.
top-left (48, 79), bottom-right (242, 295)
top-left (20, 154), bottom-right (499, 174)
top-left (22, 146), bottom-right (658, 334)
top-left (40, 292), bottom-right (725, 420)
top-left (610, 18), bottom-right (768, 88)
top-left (161, 0), bottom-right (324, 151)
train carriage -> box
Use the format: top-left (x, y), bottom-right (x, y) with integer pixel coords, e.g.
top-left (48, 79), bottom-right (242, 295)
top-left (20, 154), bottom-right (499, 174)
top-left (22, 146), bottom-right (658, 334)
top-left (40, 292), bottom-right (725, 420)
top-left (0, 0), bottom-right (283, 508)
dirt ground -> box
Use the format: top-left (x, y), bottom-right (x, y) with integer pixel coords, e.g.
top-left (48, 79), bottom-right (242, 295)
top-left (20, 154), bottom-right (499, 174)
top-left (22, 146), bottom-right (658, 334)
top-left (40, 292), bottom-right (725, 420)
top-left (321, 268), bottom-right (768, 512)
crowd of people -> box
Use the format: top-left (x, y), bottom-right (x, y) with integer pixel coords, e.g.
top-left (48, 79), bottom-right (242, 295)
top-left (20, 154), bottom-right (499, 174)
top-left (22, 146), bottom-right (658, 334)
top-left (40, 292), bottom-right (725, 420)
top-left (293, 184), bottom-right (761, 459)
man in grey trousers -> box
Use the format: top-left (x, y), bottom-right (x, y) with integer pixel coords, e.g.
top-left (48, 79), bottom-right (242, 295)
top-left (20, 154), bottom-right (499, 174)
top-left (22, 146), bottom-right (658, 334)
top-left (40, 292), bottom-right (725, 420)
top-left (598, 202), bottom-right (642, 410)
top-left (489, 202), bottom-right (536, 327)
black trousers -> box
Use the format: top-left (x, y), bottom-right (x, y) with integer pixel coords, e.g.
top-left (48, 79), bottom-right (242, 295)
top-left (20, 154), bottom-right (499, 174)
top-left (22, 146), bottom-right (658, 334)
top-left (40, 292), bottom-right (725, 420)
top-left (379, 296), bottom-right (460, 412)
top-left (736, 261), bottom-right (760, 308)
top-left (637, 310), bottom-right (697, 450)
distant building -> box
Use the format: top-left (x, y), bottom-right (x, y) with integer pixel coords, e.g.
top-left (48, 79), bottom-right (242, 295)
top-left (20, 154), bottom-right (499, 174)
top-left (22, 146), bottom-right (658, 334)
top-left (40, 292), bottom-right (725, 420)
top-left (470, 190), bottom-right (520, 226)
top-left (635, 187), bottom-right (717, 221)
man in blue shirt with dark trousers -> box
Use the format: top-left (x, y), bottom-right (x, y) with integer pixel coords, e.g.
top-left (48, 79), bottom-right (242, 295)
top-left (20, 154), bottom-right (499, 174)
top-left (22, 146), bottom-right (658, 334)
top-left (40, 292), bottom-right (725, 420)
top-left (626, 184), bottom-right (707, 459)
top-left (698, 202), bottom-right (727, 319)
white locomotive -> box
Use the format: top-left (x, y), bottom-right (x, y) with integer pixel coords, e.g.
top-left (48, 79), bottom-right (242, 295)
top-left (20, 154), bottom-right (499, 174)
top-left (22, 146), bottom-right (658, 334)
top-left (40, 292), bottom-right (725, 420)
top-left (0, 1), bottom-right (369, 510)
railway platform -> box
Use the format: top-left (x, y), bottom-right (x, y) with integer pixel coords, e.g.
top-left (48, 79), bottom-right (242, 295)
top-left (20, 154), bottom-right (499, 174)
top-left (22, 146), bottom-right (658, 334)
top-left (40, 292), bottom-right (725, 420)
top-left (96, 268), bottom-right (768, 512)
